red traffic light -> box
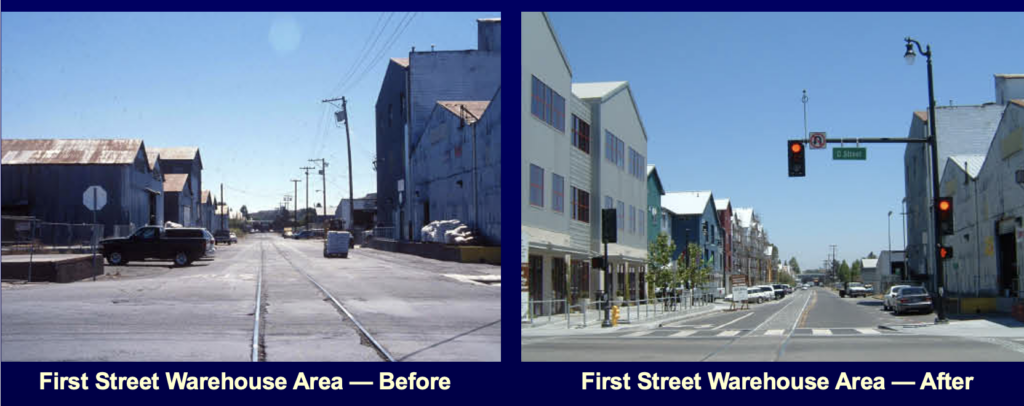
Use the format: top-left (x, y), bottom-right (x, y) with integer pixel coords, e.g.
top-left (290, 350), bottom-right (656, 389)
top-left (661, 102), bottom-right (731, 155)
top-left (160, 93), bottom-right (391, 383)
top-left (791, 143), bottom-right (802, 153)
top-left (939, 246), bottom-right (953, 259)
top-left (939, 199), bottom-right (951, 211)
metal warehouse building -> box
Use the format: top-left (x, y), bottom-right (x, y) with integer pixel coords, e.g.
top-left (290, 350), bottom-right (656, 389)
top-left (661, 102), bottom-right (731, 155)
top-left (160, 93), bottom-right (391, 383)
top-left (1, 139), bottom-right (164, 235)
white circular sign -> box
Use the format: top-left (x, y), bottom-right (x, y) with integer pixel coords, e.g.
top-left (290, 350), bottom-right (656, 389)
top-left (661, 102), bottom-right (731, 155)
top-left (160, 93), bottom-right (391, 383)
top-left (809, 132), bottom-right (827, 149)
top-left (83, 185), bottom-right (107, 211)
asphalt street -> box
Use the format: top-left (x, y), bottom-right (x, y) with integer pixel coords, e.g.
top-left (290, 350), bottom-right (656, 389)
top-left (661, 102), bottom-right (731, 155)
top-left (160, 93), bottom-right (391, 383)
top-left (521, 287), bottom-right (1024, 361)
top-left (1, 233), bottom-right (501, 361)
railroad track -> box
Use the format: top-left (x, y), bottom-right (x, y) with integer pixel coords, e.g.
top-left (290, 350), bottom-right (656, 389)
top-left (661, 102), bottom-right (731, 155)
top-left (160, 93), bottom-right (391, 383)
top-left (250, 235), bottom-right (395, 362)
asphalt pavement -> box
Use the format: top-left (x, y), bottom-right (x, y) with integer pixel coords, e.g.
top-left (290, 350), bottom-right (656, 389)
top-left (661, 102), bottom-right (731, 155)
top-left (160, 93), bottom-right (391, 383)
top-left (521, 287), bottom-right (1024, 361)
top-left (1, 233), bottom-right (501, 361)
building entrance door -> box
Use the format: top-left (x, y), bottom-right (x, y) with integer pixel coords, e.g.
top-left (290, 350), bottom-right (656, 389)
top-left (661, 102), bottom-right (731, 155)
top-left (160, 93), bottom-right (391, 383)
top-left (998, 232), bottom-right (1017, 297)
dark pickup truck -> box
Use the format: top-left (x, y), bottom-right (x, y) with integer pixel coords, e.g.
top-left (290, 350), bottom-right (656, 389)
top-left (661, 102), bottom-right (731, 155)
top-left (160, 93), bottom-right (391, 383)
top-left (101, 226), bottom-right (209, 266)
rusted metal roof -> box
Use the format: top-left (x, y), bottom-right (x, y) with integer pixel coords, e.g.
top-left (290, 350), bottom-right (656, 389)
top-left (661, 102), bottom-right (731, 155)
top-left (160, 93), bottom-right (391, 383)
top-left (1012, 99), bottom-right (1024, 108)
top-left (390, 57), bottom-right (409, 68)
top-left (914, 111), bottom-right (928, 122)
top-left (145, 151), bottom-right (160, 170)
top-left (1, 139), bottom-right (143, 165)
top-left (163, 173), bottom-right (190, 193)
top-left (148, 147), bottom-right (198, 161)
top-left (201, 190), bottom-right (212, 204)
top-left (437, 101), bottom-right (491, 124)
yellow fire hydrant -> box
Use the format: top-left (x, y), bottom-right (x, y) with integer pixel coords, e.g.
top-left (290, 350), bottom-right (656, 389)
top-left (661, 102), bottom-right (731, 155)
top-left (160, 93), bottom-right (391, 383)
top-left (611, 305), bottom-right (620, 326)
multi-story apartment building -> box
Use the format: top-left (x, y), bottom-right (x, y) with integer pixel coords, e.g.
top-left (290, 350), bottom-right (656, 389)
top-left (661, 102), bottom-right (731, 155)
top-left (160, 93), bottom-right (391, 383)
top-left (647, 165), bottom-right (666, 246)
top-left (522, 12), bottom-right (649, 315)
top-left (733, 207), bottom-right (770, 285)
top-left (662, 191), bottom-right (723, 290)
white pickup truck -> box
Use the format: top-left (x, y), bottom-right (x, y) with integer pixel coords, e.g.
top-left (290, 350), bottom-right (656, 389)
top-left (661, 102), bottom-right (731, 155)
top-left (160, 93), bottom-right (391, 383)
top-left (839, 282), bottom-right (870, 298)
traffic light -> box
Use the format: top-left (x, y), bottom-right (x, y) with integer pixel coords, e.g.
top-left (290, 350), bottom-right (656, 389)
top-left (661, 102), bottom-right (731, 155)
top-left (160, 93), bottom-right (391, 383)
top-left (939, 245), bottom-right (953, 260)
top-left (788, 140), bottom-right (805, 177)
top-left (937, 197), bottom-right (953, 235)
top-left (602, 208), bottom-right (617, 243)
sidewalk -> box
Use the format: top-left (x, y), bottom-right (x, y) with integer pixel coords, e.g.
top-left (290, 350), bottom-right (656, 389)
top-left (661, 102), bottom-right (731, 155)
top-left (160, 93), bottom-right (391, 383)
top-left (880, 316), bottom-right (1024, 338)
top-left (521, 302), bottom-right (728, 337)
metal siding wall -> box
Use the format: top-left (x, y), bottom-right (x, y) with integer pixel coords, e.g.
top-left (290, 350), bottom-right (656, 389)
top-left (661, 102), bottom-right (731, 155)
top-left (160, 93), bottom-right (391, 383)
top-left (409, 51), bottom-right (501, 145)
top-left (376, 62), bottom-right (407, 229)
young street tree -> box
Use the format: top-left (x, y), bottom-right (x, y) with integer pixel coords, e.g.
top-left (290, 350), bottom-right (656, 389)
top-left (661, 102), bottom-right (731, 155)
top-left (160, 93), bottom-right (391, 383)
top-left (647, 232), bottom-right (678, 299)
top-left (679, 242), bottom-right (711, 305)
top-left (788, 257), bottom-right (801, 274)
top-left (838, 260), bottom-right (852, 283)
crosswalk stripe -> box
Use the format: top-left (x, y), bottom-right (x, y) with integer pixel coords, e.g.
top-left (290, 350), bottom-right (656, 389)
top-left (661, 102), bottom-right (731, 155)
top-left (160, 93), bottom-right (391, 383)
top-left (764, 329), bottom-right (785, 336)
top-left (856, 328), bottom-right (881, 335)
top-left (622, 331), bottom-right (652, 338)
top-left (717, 330), bottom-right (740, 337)
top-left (669, 330), bottom-right (697, 338)
top-left (812, 329), bottom-right (832, 336)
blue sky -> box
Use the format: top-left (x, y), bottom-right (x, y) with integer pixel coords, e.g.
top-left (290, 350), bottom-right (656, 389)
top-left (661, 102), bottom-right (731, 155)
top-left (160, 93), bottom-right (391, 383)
top-left (2, 12), bottom-right (498, 214)
top-left (547, 12), bottom-right (1024, 270)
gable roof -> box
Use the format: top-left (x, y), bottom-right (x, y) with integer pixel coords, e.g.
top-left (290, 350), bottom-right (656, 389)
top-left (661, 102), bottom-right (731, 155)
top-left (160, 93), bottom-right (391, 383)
top-left (714, 198), bottom-right (731, 213)
top-left (646, 164), bottom-right (665, 196)
top-left (437, 100), bottom-right (491, 123)
top-left (149, 147), bottom-right (202, 170)
top-left (1, 139), bottom-right (144, 165)
top-left (163, 173), bottom-right (190, 193)
top-left (1012, 100), bottom-right (1024, 108)
top-left (947, 154), bottom-right (985, 179)
top-left (201, 190), bottom-right (212, 205)
top-left (733, 207), bottom-right (755, 228)
top-left (912, 104), bottom-right (1004, 180)
top-left (573, 81), bottom-right (649, 141)
top-left (662, 191), bottom-right (714, 216)
top-left (390, 57), bottom-right (409, 68)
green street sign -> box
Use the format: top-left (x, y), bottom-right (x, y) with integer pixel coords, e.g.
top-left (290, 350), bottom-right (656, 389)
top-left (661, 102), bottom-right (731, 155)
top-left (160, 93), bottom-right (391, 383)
top-left (833, 147), bottom-right (867, 160)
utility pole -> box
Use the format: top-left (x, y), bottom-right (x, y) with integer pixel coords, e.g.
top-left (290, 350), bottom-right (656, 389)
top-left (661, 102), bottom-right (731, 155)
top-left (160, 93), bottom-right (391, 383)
top-left (310, 159), bottom-right (328, 226)
top-left (220, 183), bottom-right (226, 231)
top-left (290, 180), bottom-right (300, 228)
top-left (300, 166), bottom-right (314, 230)
top-left (322, 96), bottom-right (354, 231)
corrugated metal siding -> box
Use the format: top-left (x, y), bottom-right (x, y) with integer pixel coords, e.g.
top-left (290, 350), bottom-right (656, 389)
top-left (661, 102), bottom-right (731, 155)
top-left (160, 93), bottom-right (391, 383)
top-left (376, 61), bottom-right (408, 229)
top-left (569, 96), bottom-right (592, 254)
top-left (407, 88), bottom-right (501, 245)
top-left (409, 50), bottom-right (501, 149)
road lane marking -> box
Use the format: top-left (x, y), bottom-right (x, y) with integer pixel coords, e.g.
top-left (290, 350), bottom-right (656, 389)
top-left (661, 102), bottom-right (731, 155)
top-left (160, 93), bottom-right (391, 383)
top-left (623, 331), bottom-right (652, 338)
top-left (717, 330), bottom-right (740, 337)
top-left (765, 329), bottom-right (785, 336)
top-left (713, 312), bottom-right (754, 330)
top-left (669, 330), bottom-right (697, 337)
top-left (856, 328), bottom-right (881, 335)
top-left (812, 329), bottom-right (832, 336)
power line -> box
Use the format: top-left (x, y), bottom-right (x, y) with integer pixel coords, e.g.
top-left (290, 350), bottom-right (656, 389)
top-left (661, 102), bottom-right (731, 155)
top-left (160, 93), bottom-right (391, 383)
top-left (328, 12), bottom-right (392, 97)
top-left (339, 12), bottom-right (417, 96)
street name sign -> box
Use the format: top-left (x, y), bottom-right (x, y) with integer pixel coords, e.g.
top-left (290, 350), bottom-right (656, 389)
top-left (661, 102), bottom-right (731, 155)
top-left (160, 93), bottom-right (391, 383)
top-left (83, 185), bottom-right (107, 211)
top-left (809, 132), bottom-right (827, 149)
top-left (833, 147), bottom-right (867, 160)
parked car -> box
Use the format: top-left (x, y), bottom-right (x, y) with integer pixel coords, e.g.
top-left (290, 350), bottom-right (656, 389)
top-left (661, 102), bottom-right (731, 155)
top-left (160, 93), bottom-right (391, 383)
top-left (783, 284), bottom-right (793, 294)
top-left (884, 285), bottom-right (911, 311)
top-left (229, 232), bottom-right (238, 244)
top-left (293, 230), bottom-right (311, 239)
top-left (839, 282), bottom-right (870, 298)
top-left (801, 284), bottom-right (808, 290)
top-left (892, 286), bottom-right (933, 315)
top-left (772, 284), bottom-right (787, 299)
top-left (202, 229), bottom-right (216, 256)
top-left (101, 226), bottom-right (208, 266)
top-left (214, 230), bottom-right (232, 245)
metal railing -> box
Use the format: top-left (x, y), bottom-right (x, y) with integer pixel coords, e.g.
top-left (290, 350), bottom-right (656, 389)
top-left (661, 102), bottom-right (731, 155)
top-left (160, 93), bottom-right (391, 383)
top-left (370, 226), bottom-right (397, 241)
top-left (524, 292), bottom-right (706, 328)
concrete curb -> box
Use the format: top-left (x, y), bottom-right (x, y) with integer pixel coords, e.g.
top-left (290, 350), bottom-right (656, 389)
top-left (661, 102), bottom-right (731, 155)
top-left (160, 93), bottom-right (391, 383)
top-left (520, 304), bottom-right (725, 337)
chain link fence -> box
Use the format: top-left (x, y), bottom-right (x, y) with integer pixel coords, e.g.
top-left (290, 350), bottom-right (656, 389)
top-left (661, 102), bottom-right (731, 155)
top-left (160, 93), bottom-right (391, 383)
top-left (2, 216), bottom-right (137, 282)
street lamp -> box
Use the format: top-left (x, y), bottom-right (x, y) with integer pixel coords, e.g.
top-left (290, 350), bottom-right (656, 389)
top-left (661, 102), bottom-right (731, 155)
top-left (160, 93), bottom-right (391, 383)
top-left (888, 210), bottom-right (893, 290)
top-left (904, 36), bottom-right (948, 324)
